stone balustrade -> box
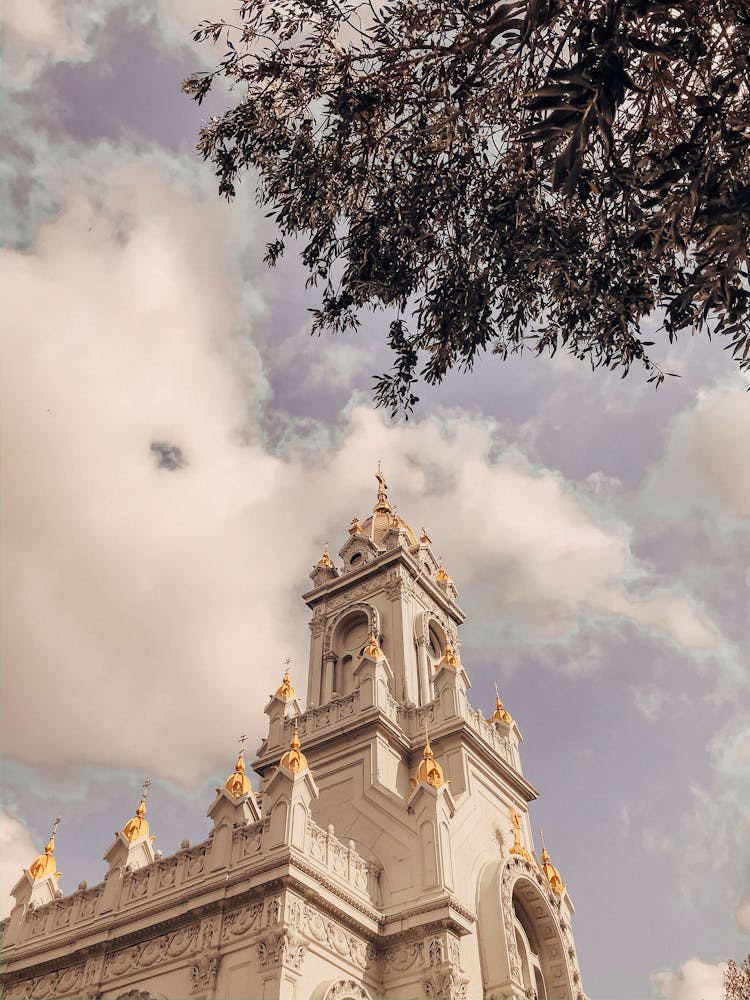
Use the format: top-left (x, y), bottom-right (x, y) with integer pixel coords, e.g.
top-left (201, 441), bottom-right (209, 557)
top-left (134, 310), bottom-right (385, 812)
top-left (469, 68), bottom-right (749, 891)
top-left (399, 699), bottom-right (520, 771)
top-left (3, 811), bottom-right (380, 956)
top-left (303, 819), bottom-right (381, 906)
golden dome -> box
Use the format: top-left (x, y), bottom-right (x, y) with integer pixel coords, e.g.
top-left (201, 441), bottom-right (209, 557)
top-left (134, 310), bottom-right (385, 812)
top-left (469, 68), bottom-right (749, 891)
top-left (276, 667), bottom-right (296, 701)
top-left (28, 819), bottom-right (61, 881)
top-left (363, 633), bottom-right (384, 659)
top-left (509, 808), bottom-right (532, 862)
top-left (541, 847), bottom-right (565, 895)
top-left (439, 643), bottom-right (460, 670)
top-left (122, 798), bottom-right (149, 843)
top-left (411, 735), bottom-right (445, 789)
top-left (225, 751), bottom-right (251, 797)
top-left (317, 546), bottom-right (334, 569)
top-left (280, 724), bottom-right (308, 774)
top-left (490, 694), bottom-right (512, 726)
top-left (355, 469), bottom-right (418, 548)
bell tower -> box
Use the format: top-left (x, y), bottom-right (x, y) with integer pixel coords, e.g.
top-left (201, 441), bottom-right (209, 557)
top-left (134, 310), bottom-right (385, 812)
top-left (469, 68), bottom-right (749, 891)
top-left (305, 470), bottom-right (463, 710)
top-left (251, 470), bottom-right (586, 1000)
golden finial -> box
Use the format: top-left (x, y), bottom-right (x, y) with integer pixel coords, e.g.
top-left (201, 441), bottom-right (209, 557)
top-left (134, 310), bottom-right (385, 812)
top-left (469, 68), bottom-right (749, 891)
top-left (349, 515), bottom-right (361, 535)
top-left (438, 642), bottom-right (460, 670)
top-left (509, 807), bottom-right (532, 861)
top-left (411, 723), bottom-right (445, 789)
top-left (123, 779), bottom-right (151, 843)
top-left (225, 734), bottom-right (251, 797)
top-left (276, 659), bottom-right (296, 700)
top-left (540, 828), bottom-right (565, 895)
top-left (490, 681), bottom-right (513, 725)
top-left (29, 817), bottom-right (61, 881)
top-left (317, 544), bottom-right (334, 569)
top-left (420, 527), bottom-right (432, 544)
top-left (363, 632), bottom-right (384, 659)
top-left (279, 720), bottom-right (308, 775)
top-left (435, 564), bottom-right (450, 583)
top-left (374, 464), bottom-right (391, 513)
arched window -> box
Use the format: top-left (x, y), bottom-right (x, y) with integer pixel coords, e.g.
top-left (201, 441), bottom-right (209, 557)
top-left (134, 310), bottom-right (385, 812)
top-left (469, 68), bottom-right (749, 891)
top-left (513, 893), bottom-right (548, 999)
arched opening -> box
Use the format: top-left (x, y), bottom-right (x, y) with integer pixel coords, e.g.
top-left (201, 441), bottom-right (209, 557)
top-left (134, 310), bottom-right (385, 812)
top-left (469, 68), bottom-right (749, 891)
top-left (476, 860), bottom-right (575, 1000)
top-left (330, 610), bottom-right (370, 697)
top-left (512, 878), bottom-right (570, 999)
top-left (428, 622), bottom-right (445, 664)
top-left (514, 897), bottom-right (548, 999)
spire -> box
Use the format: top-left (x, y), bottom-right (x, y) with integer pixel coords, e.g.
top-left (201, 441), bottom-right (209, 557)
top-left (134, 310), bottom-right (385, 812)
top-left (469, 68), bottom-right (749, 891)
top-left (28, 817), bottom-right (61, 881)
top-left (225, 734), bottom-right (251, 797)
top-left (411, 723), bottom-right (445, 789)
top-left (438, 642), bottom-right (460, 670)
top-left (540, 828), bottom-right (565, 895)
top-left (279, 721), bottom-right (308, 774)
top-left (276, 659), bottom-right (296, 701)
top-left (509, 807), bottom-right (532, 861)
top-left (317, 545), bottom-right (334, 569)
top-left (489, 681), bottom-right (513, 725)
top-left (122, 778), bottom-right (151, 843)
top-left (420, 527), bottom-right (432, 544)
top-left (374, 463), bottom-right (391, 514)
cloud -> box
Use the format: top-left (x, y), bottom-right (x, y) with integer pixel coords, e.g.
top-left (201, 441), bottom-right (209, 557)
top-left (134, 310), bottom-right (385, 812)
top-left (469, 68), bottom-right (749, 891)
top-left (645, 382), bottom-right (750, 522)
top-left (1, 0), bottom-right (117, 88)
top-left (633, 682), bottom-right (669, 722)
top-left (1, 147), bottom-right (722, 788)
top-left (0, 811), bottom-right (38, 919)
top-left (652, 958), bottom-right (728, 1000)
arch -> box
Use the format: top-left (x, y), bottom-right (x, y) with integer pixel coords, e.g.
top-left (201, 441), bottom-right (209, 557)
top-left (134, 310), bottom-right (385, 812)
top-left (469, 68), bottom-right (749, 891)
top-left (324, 603), bottom-right (381, 656)
top-left (310, 979), bottom-right (373, 1000)
top-left (476, 857), bottom-right (578, 1000)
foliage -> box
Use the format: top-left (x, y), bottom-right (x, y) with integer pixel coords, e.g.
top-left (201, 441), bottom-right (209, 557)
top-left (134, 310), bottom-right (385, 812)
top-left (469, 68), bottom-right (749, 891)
top-left (725, 954), bottom-right (750, 1000)
top-left (184, 0), bottom-right (750, 413)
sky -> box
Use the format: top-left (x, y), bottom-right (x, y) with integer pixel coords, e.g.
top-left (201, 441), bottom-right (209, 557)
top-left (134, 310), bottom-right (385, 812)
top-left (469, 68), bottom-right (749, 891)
top-left (1, 3), bottom-right (749, 998)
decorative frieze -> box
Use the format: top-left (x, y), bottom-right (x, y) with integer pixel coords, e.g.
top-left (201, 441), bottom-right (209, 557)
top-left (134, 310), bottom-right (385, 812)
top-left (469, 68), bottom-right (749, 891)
top-left (300, 905), bottom-right (375, 971)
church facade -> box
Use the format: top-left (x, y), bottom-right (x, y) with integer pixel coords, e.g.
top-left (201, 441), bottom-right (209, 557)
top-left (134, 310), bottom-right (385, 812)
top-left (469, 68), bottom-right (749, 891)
top-left (1, 475), bottom-right (586, 1000)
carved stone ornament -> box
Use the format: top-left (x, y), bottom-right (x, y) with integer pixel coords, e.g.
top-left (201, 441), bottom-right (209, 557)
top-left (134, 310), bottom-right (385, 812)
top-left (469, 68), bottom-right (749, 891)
top-left (256, 929), bottom-right (307, 972)
top-left (423, 968), bottom-right (468, 1000)
top-left (324, 979), bottom-right (372, 1000)
top-left (301, 904), bottom-right (375, 970)
top-left (383, 939), bottom-right (425, 972)
top-left (190, 955), bottom-right (219, 995)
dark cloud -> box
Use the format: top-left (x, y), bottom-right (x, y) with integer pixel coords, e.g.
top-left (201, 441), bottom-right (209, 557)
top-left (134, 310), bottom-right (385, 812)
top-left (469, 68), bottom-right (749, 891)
top-left (150, 440), bottom-right (185, 470)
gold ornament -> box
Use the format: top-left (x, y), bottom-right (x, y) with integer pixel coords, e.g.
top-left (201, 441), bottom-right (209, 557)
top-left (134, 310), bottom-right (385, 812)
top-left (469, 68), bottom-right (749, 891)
top-left (280, 723), bottom-right (308, 774)
top-left (29, 817), bottom-right (61, 881)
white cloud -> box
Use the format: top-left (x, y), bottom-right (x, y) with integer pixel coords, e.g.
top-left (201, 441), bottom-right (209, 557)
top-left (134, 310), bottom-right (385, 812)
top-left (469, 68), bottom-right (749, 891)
top-left (1, 0), bottom-right (115, 88)
top-left (645, 382), bottom-right (750, 521)
top-left (0, 811), bottom-right (38, 919)
top-left (652, 958), bottom-right (728, 1000)
top-left (1, 148), bottom-right (720, 787)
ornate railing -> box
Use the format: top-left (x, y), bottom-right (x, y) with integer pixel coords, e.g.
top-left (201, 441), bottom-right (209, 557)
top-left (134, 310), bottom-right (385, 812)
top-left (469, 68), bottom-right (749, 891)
top-left (303, 819), bottom-right (380, 906)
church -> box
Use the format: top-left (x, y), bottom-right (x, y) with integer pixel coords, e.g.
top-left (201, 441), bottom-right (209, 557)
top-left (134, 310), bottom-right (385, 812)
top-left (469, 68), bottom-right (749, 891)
top-left (1, 474), bottom-right (586, 1000)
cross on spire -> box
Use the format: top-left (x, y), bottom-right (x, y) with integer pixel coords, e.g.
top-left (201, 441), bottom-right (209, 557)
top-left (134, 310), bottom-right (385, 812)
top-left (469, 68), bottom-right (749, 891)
top-left (237, 734), bottom-right (248, 755)
top-left (141, 777), bottom-right (151, 800)
top-left (51, 816), bottom-right (62, 838)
